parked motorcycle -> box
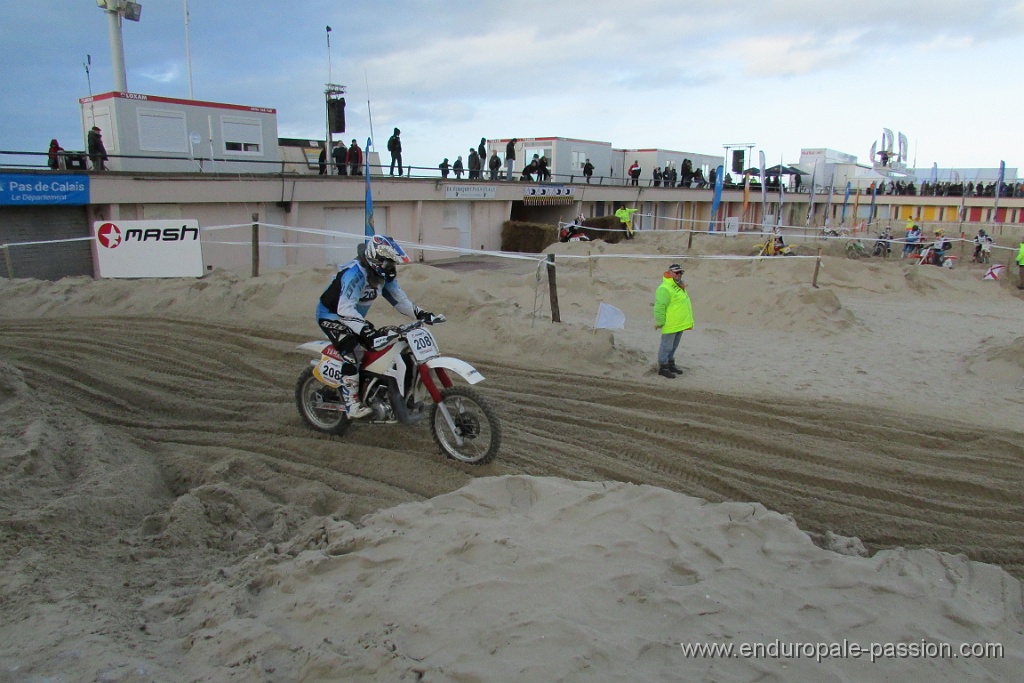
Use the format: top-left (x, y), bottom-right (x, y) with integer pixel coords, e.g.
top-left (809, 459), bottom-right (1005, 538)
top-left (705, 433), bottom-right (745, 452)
top-left (295, 320), bottom-right (501, 465)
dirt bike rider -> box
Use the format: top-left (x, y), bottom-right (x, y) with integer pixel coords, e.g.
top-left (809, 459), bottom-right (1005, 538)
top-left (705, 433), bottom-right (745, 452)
top-left (873, 228), bottom-right (893, 256)
top-left (973, 229), bottom-right (989, 262)
top-left (316, 234), bottom-right (445, 419)
top-left (927, 229), bottom-right (948, 266)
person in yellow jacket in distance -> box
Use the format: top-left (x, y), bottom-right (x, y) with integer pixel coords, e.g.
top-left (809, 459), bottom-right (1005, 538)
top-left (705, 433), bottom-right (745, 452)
top-left (1016, 236), bottom-right (1024, 290)
top-left (614, 206), bottom-right (638, 239)
top-left (653, 263), bottom-right (694, 379)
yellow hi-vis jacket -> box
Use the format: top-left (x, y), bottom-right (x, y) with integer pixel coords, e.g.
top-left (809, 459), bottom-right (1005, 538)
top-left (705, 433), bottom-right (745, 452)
top-left (654, 276), bottom-right (694, 334)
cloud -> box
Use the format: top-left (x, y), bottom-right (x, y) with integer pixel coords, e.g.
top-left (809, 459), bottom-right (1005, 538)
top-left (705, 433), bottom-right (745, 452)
top-left (138, 62), bottom-right (183, 85)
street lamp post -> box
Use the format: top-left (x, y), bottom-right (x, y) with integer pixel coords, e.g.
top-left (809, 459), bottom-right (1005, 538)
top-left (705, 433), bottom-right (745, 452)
top-left (95, 0), bottom-right (142, 93)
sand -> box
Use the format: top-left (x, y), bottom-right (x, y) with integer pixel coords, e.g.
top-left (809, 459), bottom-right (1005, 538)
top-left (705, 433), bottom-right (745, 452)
top-left (1, 230), bottom-right (1022, 681)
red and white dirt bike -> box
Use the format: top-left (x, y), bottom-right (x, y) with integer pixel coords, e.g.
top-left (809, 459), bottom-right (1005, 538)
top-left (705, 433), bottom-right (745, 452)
top-left (295, 320), bottom-right (501, 465)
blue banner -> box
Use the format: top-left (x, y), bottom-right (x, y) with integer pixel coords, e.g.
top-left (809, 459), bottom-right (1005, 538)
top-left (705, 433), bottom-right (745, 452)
top-left (758, 151), bottom-right (766, 220)
top-left (709, 165), bottom-right (724, 231)
top-left (364, 137), bottom-right (375, 238)
top-left (840, 181), bottom-right (851, 225)
top-left (1, 174), bottom-right (89, 206)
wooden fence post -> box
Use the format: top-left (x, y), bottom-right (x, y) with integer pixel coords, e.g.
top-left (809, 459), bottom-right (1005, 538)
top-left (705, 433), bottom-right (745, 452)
top-left (251, 213), bottom-right (260, 278)
top-left (812, 247), bottom-right (822, 288)
top-left (547, 253), bottom-right (561, 323)
top-left (1, 245), bottom-right (13, 279)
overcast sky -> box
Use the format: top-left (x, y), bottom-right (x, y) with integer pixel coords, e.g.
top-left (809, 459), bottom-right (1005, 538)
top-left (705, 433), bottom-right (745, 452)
top-left (3, 1), bottom-right (1022, 172)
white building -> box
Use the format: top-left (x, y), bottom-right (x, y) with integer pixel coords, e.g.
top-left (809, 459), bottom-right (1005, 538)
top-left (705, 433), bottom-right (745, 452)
top-left (615, 148), bottom-right (724, 186)
top-left (78, 91), bottom-right (281, 174)
top-left (487, 137), bottom-right (722, 185)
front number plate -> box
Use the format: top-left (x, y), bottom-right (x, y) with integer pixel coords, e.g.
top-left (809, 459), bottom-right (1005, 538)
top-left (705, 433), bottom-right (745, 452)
top-left (406, 328), bottom-right (439, 361)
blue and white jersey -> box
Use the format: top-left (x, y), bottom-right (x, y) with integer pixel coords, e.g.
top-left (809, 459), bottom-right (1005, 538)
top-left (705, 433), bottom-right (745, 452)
top-left (319, 258), bottom-right (416, 334)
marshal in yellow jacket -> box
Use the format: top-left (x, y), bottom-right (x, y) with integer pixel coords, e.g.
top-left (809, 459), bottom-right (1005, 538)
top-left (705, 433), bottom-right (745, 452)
top-left (654, 275), bottom-right (694, 334)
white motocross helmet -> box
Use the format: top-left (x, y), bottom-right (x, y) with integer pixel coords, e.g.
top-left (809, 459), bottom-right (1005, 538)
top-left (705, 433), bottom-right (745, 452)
top-left (362, 234), bottom-right (410, 280)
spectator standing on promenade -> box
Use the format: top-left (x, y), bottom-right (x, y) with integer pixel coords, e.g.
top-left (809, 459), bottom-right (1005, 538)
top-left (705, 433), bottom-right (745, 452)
top-left (477, 138), bottom-right (487, 164)
top-left (653, 263), bottom-right (693, 379)
top-left (348, 139), bottom-right (363, 176)
top-left (468, 149), bottom-right (480, 179)
top-left (653, 167), bottom-right (662, 187)
top-left (505, 138), bottom-right (517, 181)
top-left (332, 140), bottom-right (348, 175)
top-left (453, 155), bottom-right (464, 179)
top-left (318, 146), bottom-right (328, 175)
top-left (439, 158), bottom-right (450, 178)
top-left (87, 126), bottom-right (108, 171)
top-left (628, 160), bottom-right (641, 186)
top-left (583, 158), bottom-right (594, 183)
top-left (387, 128), bottom-right (403, 176)
top-left (488, 152), bottom-right (501, 180)
top-left (47, 139), bottom-right (64, 170)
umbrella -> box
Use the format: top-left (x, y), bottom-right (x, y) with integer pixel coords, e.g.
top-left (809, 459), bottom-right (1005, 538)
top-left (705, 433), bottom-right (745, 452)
top-left (766, 164), bottom-right (807, 175)
top-left (744, 164), bottom-right (806, 176)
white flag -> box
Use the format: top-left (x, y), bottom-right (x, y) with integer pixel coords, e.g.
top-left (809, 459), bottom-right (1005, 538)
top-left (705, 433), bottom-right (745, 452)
top-left (983, 264), bottom-right (1005, 280)
top-left (594, 302), bottom-right (625, 329)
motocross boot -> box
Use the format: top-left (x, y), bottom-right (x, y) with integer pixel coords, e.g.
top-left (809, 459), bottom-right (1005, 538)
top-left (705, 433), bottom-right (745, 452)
top-left (667, 361), bottom-right (683, 375)
top-left (340, 374), bottom-right (372, 419)
top-left (658, 364), bottom-right (676, 379)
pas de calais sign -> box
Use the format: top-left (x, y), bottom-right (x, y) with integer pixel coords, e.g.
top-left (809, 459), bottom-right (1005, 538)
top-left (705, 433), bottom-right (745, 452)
top-left (94, 220), bottom-right (204, 278)
top-left (1, 174), bottom-right (90, 205)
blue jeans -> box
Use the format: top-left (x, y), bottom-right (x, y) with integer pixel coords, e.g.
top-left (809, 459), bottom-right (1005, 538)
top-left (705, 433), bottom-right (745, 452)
top-left (657, 331), bottom-right (682, 365)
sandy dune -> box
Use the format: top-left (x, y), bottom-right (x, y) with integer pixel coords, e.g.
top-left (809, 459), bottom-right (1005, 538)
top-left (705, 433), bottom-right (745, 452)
top-left (1, 231), bottom-right (1022, 681)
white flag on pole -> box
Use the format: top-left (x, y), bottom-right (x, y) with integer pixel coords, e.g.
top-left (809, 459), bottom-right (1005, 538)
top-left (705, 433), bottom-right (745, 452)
top-left (594, 302), bottom-right (626, 329)
top-left (983, 264), bottom-right (1005, 280)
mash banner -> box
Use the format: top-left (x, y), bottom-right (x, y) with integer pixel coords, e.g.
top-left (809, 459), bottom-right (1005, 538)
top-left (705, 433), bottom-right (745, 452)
top-left (94, 219), bottom-right (204, 278)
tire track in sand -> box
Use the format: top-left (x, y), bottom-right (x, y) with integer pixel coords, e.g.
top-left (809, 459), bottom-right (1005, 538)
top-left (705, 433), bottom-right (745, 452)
top-left (1, 318), bottom-right (1021, 576)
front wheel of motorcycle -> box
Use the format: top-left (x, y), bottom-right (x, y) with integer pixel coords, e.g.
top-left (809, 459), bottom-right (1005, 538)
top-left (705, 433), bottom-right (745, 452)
top-left (295, 366), bottom-right (351, 436)
top-left (430, 386), bottom-right (501, 465)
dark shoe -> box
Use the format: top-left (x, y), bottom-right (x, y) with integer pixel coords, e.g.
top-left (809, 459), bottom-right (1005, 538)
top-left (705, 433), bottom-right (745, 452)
top-left (658, 365), bottom-right (676, 379)
top-left (667, 363), bottom-right (683, 375)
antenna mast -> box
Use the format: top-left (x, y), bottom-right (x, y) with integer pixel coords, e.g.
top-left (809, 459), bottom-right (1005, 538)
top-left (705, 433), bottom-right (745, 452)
top-left (183, 0), bottom-right (194, 99)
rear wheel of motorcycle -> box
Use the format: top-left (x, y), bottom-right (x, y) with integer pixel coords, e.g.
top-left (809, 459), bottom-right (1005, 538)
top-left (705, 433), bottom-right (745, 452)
top-left (430, 386), bottom-right (501, 465)
top-left (295, 366), bottom-right (351, 436)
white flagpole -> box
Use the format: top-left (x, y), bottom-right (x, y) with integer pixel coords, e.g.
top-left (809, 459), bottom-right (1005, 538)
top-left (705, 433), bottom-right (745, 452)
top-left (183, 0), bottom-right (194, 99)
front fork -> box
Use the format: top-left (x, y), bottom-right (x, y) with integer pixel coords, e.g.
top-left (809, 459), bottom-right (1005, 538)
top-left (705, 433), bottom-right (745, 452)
top-left (417, 366), bottom-right (465, 447)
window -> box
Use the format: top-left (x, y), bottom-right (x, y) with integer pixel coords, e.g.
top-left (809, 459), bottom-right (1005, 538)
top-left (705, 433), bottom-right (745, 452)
top-left (222, 116), bottom-right (263, 155)
top-left (524, 147), bottom-right (552, 163)
top-left (138, 109), bottom-right (188, 153)
top-left (572, 150), bottom-right (586, 168)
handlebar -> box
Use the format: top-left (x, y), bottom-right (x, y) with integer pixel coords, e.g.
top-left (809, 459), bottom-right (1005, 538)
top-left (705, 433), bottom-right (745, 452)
top-left (379, 317), bottom-right (444, 338)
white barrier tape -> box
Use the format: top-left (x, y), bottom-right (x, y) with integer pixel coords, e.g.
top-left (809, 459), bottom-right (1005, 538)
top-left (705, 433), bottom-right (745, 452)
top-left (554, 253), bottom-right (817, 261)
top-left (1, 236), bottom-right (96, 248)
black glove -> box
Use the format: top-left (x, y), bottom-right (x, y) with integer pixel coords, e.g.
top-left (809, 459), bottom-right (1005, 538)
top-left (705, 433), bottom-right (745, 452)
top-left (415, 307), bottom-right (446, 325)
top-left (359, 323), bottom-right (398, 350)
